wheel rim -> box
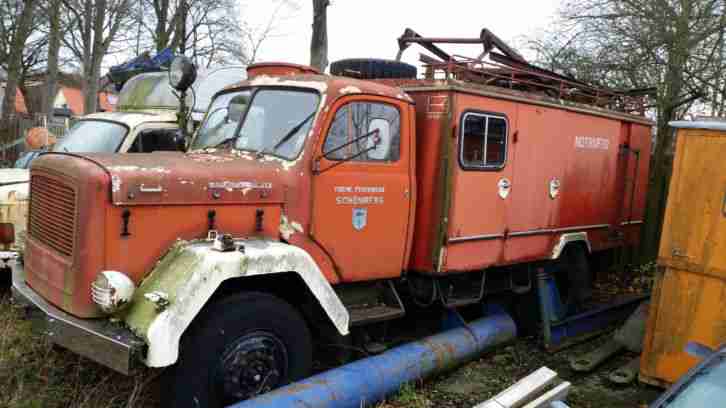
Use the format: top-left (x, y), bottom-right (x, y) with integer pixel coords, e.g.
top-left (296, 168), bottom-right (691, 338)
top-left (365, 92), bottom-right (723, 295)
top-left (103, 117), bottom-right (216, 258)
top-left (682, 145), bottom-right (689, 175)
top-left (216, 330), bottom-right (289, 402)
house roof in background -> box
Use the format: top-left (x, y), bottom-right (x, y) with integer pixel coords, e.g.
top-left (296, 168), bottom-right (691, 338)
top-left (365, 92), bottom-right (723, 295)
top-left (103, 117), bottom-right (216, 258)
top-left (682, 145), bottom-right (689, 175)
top-left (61, 87), bottom-right (84, 115)
top-left (98, 92), bottom-right (116, 112)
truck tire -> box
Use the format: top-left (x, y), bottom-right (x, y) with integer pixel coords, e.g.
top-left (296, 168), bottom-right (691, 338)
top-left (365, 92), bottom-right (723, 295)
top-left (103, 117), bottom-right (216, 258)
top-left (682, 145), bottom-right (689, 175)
top-left (162, 292), bottom-right (313, 408)
top-left (555, 245), bottom-right (592, 315)
top-left (330, 58), bottom-right (417, 79)
top-left (0, 266), bottom-right (10, 288)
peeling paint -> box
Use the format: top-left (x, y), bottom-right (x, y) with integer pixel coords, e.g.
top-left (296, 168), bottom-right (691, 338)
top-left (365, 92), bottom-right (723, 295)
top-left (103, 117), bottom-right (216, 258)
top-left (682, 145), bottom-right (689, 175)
top-left (248, 75), bottom-right (329, 94)
top-left (279, 215), bottom-right (304, 240)
top-left (340, 85), bottom-right (362, 94)
top-left (121, 239), bottom-right (349, 368)
top-left (188, 154), bottom-right (235, 163)
top-left (107, 165), bottom-right (171, 174)
top-left (111, 175), bottom-right (121, 193)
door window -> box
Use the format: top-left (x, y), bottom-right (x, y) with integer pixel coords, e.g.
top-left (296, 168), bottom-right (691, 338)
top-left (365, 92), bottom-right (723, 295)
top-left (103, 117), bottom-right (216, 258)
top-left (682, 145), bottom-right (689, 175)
top-left (128, 129), bottom-right (182, 152)
top-left (323, 102), bottom-right (400, 162)
top-left (460, 112), bottom-right (508, 170)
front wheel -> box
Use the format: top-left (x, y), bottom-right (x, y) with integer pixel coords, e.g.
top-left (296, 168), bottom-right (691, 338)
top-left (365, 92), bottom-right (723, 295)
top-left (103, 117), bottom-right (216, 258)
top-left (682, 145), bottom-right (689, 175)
top-left (162, 292), bottom-right (313, 408)
top-left (0, 266), bottom-right (11, 288)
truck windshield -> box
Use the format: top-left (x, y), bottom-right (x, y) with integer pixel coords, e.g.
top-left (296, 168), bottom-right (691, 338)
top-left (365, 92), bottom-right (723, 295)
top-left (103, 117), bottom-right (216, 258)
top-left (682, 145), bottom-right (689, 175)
top-left (192, 89), bottom-right (319, 160)
top-left (52, 120), bottom-right (128, 153)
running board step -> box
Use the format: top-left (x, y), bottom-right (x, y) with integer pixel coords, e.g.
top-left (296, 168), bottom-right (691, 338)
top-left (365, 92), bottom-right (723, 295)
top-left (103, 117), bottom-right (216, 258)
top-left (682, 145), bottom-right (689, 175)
top-left (437, 271), bottom-right (486, 308)
top-left (335, 281), bottom-right (405, 326)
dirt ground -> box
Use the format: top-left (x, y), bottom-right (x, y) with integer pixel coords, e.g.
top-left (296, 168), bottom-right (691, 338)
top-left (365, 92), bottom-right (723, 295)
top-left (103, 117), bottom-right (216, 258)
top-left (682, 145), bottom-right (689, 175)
top-left (0, 286), bottom-right (662, 408)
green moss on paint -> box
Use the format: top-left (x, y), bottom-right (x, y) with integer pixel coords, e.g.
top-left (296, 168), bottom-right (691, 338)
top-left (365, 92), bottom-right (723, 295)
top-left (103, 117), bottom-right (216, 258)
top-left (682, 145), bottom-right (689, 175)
top-left (121, 241), bottom-right (203, 340)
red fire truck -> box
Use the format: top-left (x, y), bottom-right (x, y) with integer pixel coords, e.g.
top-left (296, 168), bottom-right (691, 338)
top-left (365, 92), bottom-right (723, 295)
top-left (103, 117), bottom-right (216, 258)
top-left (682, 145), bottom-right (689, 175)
top-left (12, 30), bottom-right (652, 407)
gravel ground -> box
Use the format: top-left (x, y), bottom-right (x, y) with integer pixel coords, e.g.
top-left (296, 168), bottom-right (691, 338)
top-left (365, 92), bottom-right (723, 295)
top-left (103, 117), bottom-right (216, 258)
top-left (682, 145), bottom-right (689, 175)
top-left (1, 276), bottom-right (661, 408)
top-left (379, 332), bottom-right (662, 408)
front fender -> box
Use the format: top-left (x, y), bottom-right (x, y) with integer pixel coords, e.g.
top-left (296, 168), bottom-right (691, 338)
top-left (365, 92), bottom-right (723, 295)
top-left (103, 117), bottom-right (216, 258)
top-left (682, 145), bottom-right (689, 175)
top-left (121, 239), bottom-right (350, 368)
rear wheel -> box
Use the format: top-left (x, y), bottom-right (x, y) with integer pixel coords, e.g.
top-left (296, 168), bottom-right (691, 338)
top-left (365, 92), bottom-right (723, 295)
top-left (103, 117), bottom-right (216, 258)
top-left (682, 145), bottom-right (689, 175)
top-left (554, 245), bottom-right (592, 315)
top-left (162, 292), bottom-right (313, 408)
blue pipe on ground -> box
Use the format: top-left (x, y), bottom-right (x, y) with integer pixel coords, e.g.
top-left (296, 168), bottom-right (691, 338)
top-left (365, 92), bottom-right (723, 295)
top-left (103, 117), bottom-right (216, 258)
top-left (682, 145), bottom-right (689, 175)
top-left (228, 311), bottom-right (517, 408)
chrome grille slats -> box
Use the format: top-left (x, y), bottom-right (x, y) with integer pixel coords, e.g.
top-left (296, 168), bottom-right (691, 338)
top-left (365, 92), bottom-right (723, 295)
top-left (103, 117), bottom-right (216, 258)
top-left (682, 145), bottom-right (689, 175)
top-left (28, 174), bottom-right (76, 257)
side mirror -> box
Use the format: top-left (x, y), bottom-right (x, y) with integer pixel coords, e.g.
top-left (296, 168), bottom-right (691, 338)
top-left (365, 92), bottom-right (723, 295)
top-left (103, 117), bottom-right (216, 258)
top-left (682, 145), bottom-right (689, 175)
top-left (169, 56), bottom-right (197, 92)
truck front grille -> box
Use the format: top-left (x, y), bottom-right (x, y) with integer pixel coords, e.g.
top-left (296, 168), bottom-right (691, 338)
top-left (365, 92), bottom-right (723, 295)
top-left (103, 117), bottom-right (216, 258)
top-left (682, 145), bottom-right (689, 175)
top-left (28, 174), bottom-right (76, 257)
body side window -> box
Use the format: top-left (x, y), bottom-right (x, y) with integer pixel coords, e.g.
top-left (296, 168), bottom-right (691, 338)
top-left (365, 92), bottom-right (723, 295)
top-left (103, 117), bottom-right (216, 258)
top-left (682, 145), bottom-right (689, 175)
top-left (459, 112), bottom-right (508, 170)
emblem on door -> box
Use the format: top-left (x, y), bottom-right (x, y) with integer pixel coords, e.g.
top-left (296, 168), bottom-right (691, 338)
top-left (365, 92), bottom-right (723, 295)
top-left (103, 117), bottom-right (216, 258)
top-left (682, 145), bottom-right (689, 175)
top-left (352, 208), bottom-right (367, 231)
top-left (498, 178), bottom-right (511, 199)
top-left (549, 178), bottom-right (561, 199)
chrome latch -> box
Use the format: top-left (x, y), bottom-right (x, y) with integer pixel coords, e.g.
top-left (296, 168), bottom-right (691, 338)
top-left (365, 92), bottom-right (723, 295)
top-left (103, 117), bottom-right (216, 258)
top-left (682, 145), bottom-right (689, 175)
top-left (498, 178), bottom-right (511, 199)
top-left (549, 178), bottom-right (561, 199)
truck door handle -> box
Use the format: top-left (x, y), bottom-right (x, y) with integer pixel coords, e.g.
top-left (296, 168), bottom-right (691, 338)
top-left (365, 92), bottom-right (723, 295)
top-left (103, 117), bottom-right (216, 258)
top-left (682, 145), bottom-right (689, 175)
top-left (139, 184), bottom-right (163, 193)
top-left (723, 187), bottom-right (726, 217)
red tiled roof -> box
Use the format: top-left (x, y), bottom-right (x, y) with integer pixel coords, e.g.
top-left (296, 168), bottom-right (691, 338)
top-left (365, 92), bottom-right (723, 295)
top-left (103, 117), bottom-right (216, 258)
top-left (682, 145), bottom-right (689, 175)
top-left (61, 86), bottom-right (84, 115)
top-left (98, 92), bottom-right (116, 112)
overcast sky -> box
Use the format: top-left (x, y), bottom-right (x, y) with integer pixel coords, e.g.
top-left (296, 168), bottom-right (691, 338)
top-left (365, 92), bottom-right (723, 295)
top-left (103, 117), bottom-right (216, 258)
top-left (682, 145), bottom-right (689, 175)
top-left (243, 0), bottom-right (562, 69)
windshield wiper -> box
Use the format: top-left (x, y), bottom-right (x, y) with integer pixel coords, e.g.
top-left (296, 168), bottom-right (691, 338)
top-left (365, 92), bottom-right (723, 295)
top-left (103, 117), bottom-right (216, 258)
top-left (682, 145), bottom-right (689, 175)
top-left (257, 111), bottom-right (316, 158)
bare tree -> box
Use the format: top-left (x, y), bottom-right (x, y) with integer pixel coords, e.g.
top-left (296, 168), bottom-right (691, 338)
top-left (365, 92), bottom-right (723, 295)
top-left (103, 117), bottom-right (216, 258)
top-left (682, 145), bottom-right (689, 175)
top-left (529, 0), bottom-right (726, 260)
top-left (0, 0), bottom-right (39, 122)
top-left (310, 0), bottom-right (329, 71)
top-left (44, 0), bottom-right (63, 120)
top-left (61, 0), bottom-right (133, 113)
top-left (132, 0), bottom-right (295, 68)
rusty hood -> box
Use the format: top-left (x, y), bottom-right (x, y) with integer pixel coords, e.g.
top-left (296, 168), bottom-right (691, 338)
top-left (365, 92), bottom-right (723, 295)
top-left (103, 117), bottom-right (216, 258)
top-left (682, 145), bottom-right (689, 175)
top-left (75, 150), bottom-right (289, 206)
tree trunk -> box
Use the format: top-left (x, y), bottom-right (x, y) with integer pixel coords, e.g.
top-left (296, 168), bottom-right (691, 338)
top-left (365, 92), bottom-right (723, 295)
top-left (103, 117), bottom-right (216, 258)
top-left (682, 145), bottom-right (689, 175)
top-left (310, 0), bottom-right (329, 72)
top-left (175, 0), bottom-right (188, 54)
top-left (45, 0), bottom-right (63, 120)
top-left (1, 0), bottom-right (35, 124)
top-left (640, 12), bottom-right (690, 261)
top-left (154, 0), bottom-right (170, 52)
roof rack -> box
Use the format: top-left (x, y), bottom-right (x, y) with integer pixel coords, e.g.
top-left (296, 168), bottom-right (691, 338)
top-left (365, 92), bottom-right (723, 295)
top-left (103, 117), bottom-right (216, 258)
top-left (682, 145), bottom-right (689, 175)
top-left (396, 28), bottom-right (654, 115)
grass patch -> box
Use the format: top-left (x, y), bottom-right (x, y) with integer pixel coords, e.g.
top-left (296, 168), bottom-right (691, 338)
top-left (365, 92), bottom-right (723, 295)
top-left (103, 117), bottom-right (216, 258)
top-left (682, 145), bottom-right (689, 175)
top-left (0, 292), bottom-right (161, 408)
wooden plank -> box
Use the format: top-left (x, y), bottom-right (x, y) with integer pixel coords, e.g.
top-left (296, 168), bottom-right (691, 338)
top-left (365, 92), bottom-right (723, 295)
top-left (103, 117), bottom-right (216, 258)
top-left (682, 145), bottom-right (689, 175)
top-left (522, 382), bottom-right (571, 408)
top-left (474, 367), bottom-right (558, 408)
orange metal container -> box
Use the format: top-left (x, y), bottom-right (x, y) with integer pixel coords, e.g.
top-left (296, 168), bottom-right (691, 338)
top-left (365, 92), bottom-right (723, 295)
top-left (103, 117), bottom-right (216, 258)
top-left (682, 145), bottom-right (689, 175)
top-left (640, 120), bottom-right (726, 387)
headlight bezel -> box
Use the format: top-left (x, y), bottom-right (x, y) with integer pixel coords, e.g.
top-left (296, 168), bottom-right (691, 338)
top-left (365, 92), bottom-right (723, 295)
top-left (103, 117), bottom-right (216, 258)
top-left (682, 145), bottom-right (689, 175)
top-left (91, 270), bottom-right (136, 314)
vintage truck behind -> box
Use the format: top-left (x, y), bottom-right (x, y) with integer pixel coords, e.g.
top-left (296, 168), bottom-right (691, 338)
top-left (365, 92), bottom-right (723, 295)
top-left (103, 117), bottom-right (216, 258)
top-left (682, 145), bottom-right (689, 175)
top-left (0, 65), bottom-right (246, 283)
top-left (12, 31), bottom-right (652, 408)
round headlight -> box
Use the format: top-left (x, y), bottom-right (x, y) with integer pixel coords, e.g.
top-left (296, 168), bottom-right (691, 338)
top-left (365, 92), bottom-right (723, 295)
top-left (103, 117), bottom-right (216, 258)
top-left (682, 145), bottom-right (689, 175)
top-left (91, 271), bottom-right (136, 314)
top-left (169, 56), bottom-right (197, 92)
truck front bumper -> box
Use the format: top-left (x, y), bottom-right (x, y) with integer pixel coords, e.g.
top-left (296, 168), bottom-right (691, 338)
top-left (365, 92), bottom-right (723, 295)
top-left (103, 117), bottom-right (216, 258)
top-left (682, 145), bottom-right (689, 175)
top-left (10, 261), bottom-right (145, 375)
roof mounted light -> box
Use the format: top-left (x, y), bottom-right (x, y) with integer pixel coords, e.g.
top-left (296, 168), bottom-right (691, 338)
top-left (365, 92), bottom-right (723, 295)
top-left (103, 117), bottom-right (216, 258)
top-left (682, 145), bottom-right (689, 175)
top-left (169, 56), bottom-right (197, 92)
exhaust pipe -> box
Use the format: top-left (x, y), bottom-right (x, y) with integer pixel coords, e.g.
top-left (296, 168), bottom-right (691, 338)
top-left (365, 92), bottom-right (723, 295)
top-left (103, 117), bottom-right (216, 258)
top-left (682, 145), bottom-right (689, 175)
top-left (228, 311), bottom-right (516, 408)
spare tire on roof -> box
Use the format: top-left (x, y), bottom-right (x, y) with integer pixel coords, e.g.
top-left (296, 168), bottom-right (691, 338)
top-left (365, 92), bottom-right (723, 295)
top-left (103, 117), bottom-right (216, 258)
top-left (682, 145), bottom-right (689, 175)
top-left (330, 58), bottom-right (417, 79)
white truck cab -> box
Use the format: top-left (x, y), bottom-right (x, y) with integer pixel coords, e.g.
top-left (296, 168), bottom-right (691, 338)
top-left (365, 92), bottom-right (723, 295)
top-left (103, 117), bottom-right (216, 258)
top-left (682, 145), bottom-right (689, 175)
top-left (0, 66), bottom-right (246, 275)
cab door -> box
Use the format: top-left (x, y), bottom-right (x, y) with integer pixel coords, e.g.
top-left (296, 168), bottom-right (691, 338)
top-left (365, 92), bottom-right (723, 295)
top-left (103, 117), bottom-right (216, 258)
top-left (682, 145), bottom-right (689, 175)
top-left (311, 96), bottom-right (413, 282)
